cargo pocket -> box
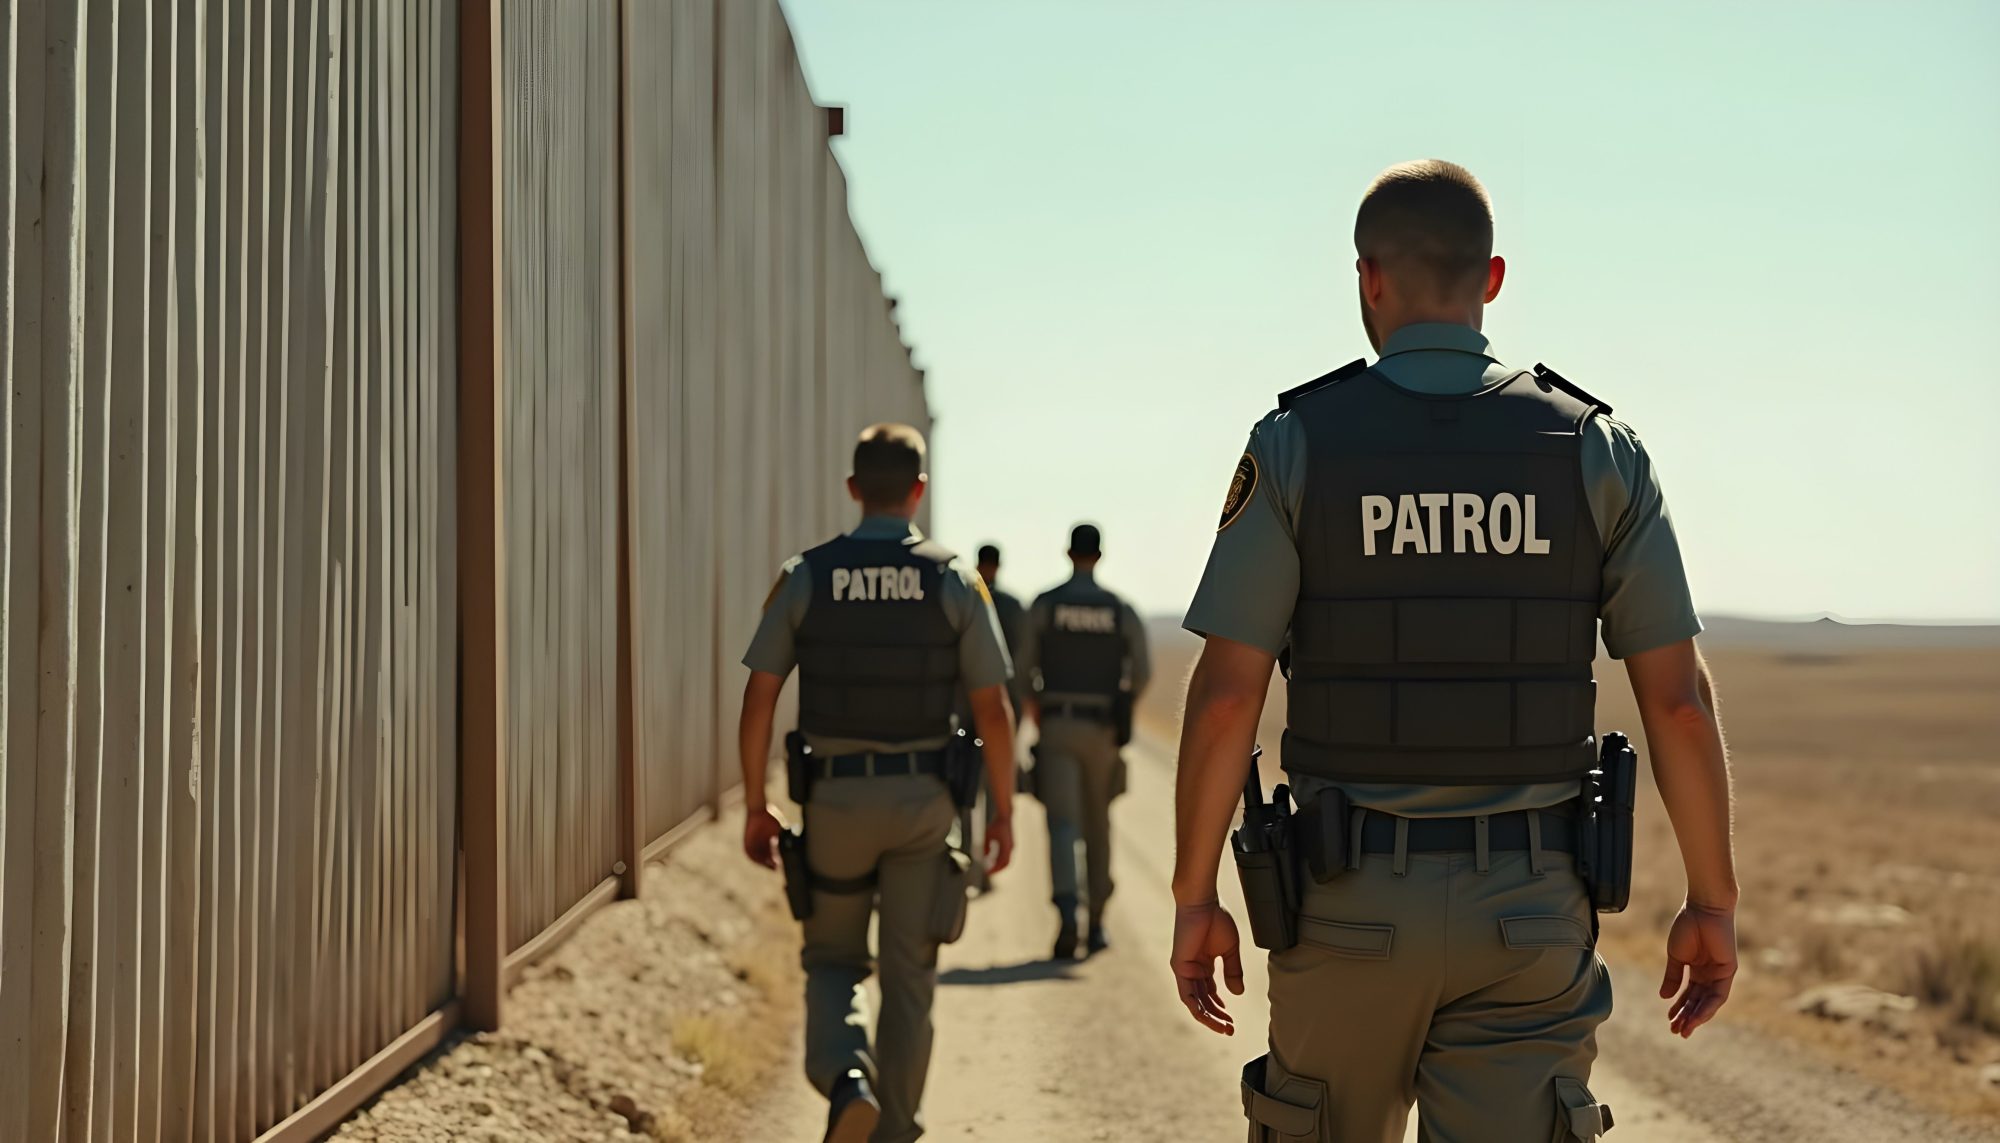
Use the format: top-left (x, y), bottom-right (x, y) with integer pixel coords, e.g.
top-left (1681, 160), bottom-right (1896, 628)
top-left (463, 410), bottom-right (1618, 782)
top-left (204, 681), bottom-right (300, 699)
top-left (1240, 1054), bottom-right (1327, 1143)
top-left (1550, 1077), bottom-right (1612, 1141)
top-left (928, 848), bottom-right (975, 945)
top-left (1296, 916), bottom-right (1394, 959)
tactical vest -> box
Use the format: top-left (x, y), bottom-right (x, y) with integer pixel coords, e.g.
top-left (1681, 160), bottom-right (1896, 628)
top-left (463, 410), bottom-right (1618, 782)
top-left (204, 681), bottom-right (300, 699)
top-left (794, 534), bottom-right (961, 742)
top-left (1282, 361), bottom-right (1607, 785)
top-left (1035, 580), bottom-right (1127, 699)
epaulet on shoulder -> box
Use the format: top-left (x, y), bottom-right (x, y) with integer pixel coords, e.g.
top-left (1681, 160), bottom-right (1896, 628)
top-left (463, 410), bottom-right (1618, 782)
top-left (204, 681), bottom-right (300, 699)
top-left (1277, 358), bottom-right (1368, 411)
top-left (1531, 363), bottom-right (1613, 415)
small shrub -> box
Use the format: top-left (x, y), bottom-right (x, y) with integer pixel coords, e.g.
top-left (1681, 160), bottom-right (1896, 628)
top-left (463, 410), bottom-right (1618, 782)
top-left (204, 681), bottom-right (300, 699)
top-left (1902, 932), bottom-right (2000, 1035)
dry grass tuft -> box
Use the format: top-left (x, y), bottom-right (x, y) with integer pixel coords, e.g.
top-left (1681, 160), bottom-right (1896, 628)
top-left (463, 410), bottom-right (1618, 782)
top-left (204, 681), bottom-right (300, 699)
top-left (1903, 931), bottom-right (2000, 1037)
top-left (671, 1013), bottom-right (762, 1094)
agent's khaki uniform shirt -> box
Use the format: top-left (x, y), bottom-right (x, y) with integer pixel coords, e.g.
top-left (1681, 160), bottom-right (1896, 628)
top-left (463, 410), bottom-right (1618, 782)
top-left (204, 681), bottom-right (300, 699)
top-left (1185, 322), bottom-right (1702, 817)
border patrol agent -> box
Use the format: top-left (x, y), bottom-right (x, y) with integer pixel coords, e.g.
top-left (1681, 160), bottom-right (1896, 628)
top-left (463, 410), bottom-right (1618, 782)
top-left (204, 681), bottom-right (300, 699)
top-left (740, 424), bottom-right (1019, 1143)
top-left (1167, 161), bottom-right (1739, 1141)
top-left (1017, 523), bottom-right (1152, 959)
top-left (974, 543), bottom-right (1029, 714)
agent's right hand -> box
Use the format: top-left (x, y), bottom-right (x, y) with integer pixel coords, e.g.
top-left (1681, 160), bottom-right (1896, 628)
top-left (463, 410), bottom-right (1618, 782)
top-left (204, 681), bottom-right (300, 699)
top-left (743, 804), bottom-right (784, 870)
top-left (1661, 901), bottom-right (1737, 1037)
top-left (983, 812), bottom-right (1014, 876)
top-left (1170, 900), bottom-right (1244, 1036)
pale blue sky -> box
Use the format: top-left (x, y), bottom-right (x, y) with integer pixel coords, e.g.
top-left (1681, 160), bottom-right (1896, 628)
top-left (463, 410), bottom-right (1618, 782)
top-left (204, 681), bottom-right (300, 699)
top-left (784, 0), bottom-right (2000, 622)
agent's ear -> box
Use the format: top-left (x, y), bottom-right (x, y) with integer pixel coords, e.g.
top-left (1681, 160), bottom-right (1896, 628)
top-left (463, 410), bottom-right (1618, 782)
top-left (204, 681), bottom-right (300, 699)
top-left (1484, 255), bottom-right (1506, 304)
top-left (907, 475), bottom-right (929, 509)
top-left (1356, 257), bottom-right (1387, 307)
top-left (846, 475), bottom-right (863, 504)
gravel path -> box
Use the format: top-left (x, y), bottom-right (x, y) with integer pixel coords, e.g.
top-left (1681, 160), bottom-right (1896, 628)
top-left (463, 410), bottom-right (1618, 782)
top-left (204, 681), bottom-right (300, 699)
top-left (332, 819), bottom-right (802, 1143)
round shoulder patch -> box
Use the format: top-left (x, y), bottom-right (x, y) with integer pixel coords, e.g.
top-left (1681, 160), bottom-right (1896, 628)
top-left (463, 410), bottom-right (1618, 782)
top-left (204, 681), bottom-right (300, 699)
top-left (1218, 452), bottom-right (1259, 532)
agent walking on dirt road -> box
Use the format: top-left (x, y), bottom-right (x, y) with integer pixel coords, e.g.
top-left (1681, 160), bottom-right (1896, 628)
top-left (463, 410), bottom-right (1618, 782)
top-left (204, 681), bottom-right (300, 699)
top-left (739, 424), bottom-right (1019, 1143)
top-left (1167, 160), bottom-right (1740, 1141)
top-left (1017, 524), bottom-right (1152, 959)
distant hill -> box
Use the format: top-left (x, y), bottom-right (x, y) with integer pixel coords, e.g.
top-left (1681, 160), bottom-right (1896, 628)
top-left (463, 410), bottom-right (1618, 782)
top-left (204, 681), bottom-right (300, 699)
top-left (1696, 615), bottom-right (2000, 650)
top-left (1148, 613), bottom-right (2000, 653)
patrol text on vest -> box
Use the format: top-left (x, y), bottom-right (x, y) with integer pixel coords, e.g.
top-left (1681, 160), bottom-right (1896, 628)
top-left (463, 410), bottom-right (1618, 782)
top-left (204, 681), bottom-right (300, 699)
top-left (830, 566), bottom-right (927, 601)
top-left (1053, 604), bottom-right (1117, 633)
top-left (1360, 492), bottom-right (1551, 557)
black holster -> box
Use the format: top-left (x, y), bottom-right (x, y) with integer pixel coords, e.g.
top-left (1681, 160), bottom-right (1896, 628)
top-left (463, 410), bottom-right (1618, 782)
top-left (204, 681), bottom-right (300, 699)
top-left (945, 729), bottom-right (983, 810)
top-left (1231, 747), bottom-right (1301, 952)
top-left (1111, 691), bottom-right (1134, 746)
top-left (1298, 786), bottom-right (1351, 883)
top-left (778, 827), bottom-right (814, 920)
top-left (785, 730), bottom-right (813, 806)
top-left (1580, 732), bottom-right (1638, 913)
top-left (778, 824), bottom-right (878, 923)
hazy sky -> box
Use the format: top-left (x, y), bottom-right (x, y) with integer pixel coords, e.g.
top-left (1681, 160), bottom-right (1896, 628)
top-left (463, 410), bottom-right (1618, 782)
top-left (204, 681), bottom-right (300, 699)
top-left (784, 0), bottom-right (2000, 622)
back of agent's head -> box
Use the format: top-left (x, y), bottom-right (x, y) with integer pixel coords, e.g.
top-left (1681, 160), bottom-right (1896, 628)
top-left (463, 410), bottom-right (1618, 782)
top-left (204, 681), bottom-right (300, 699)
top-left (977, 543), bottom-right (1002, 567)
top-left (850, 423), bottom-right (927, 509)
top-left (1068, 523), bottom-right (1102, 559)
top-left (1354, 160), bottom-right (1494, 304)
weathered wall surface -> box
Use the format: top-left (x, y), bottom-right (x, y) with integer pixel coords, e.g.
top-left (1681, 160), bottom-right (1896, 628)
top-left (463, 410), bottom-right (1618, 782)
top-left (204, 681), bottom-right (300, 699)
top-left (2, 2), bottom-right (460, 1138)
top-left (0, 0), bottom-right (927, 1138)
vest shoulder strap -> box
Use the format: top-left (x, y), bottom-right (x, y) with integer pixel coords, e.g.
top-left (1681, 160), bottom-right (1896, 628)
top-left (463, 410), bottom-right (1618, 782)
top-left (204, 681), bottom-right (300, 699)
top-left (1278, 358), bottom-right (1369, 410)
top-left (909, 538), bottom-right (957, 565)
top-left (1531, 363), bottom-right (1613, 417)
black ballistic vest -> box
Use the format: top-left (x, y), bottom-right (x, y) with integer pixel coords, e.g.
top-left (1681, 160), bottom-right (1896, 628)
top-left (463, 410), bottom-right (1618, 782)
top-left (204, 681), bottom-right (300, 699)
top-left (795, 534), bottom-right (961, 742)
top-left (1035, 579), bottom-right (1127, 699)
top-left (1283, 362), bottom-right (1606, 784)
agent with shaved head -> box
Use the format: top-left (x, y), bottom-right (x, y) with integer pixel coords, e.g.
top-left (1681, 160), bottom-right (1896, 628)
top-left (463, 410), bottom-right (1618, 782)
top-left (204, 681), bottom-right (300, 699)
top-left (1169, 161), bottom-right (1739, 1140)
top-left (740, 423), bottom-right (1018, 1143)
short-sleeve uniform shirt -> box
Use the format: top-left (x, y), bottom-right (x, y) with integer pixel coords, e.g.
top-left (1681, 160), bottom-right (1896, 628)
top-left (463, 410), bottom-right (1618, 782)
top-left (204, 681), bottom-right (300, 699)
top-left (743, 515), bottom-right (1014, 756)
top-left (1185, 323), bottom-right (1702, 816)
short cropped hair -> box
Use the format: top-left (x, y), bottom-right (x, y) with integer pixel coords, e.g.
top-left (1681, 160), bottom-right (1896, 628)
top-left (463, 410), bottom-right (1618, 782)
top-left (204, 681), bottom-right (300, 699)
top-left (852, 423), bottom-right (927, 507)
top-left (977, 544), bottom-right (1001, 565)
top-left (1354, 160), bottom-right (1494, 301)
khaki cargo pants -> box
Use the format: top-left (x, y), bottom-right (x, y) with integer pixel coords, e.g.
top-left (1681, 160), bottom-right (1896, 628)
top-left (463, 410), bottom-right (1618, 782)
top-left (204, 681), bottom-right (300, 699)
top-left (802, 774), bottom-right (957, 1143)
top-left (1246, 843), bottom-right (1614, 1142)
top-left (1034, 715), bottom-right (1120, 918)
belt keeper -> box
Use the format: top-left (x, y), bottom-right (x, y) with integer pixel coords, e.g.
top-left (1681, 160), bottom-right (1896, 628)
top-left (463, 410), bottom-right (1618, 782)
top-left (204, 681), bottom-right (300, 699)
top-left (1474, 815), bottom-right (1491, 873)
top-left (1526, 810), bottom-right (1545, 876)
top-left (1348, 807), bottom-right (1367, 871)
top-left (1392, 818), bottom-right (1410, 877)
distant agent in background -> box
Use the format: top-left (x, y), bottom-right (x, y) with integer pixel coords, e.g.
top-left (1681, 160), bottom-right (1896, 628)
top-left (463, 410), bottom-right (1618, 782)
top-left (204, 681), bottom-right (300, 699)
top-left (737, 423), bottom-right (1019, 1143)
top-left (1168, 159), bottom-right (1739, 1142)
top-left (950, 543), bottom-right (1029, 892)
top-left (974, 543), bottom-right (1029, 715)
top-left (1017, 523), bottom-right (1152, 960)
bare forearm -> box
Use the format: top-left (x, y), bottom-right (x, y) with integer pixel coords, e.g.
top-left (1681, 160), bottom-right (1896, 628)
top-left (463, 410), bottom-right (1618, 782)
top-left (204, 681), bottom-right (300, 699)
top-left (737, 674), bottom-right (782, 806)
top-left (1641, 668), bottom-right (1736, 910)
top-left (971, 688), bottom-right (1018, 822)
top-left (1171, 651), bottom-right (1268, 906)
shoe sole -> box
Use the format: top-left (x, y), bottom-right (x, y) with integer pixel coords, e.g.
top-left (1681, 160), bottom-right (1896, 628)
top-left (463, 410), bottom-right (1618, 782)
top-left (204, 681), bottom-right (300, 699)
top-left (825, 1098), bottom-right (880, 1143)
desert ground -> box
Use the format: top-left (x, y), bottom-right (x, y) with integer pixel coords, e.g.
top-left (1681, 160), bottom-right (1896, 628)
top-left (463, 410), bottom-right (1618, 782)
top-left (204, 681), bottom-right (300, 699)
top-left (335, 619), bottom-right (2000, 1140)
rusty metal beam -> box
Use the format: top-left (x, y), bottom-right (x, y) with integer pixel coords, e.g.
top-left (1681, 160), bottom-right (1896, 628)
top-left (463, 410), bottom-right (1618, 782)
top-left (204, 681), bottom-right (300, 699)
top-left (455, 0), bottom-right (507, 1034)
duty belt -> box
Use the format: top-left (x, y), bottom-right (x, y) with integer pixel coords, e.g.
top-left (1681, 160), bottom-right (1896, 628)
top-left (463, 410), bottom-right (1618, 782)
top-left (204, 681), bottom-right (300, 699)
top-left (1299, 801), bottom-right (1579, 856)
top-left (1042, 700), bottom-right (1113, 722)
top-left (813, 749), bottom-right (947, 782)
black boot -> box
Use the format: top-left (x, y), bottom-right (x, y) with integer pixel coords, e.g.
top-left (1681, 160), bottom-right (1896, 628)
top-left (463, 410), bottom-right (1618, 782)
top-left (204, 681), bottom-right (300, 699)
top-left (1086, 915), bottom-right (1110, 955)
top-left (1051, 895), bottom-right (1080, 960)
top-left (825, 1070), bottom-right (880, 1143)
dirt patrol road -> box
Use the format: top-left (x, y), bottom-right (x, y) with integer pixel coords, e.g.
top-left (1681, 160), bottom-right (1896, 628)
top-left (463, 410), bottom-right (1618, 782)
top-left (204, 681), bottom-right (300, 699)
top-left (746, 733), bottom-right (1992, 1142)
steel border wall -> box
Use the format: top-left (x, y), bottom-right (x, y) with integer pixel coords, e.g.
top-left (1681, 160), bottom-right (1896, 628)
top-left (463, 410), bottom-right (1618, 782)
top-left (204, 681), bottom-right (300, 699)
top-left (0, 0), bottom-right (928, 1137)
